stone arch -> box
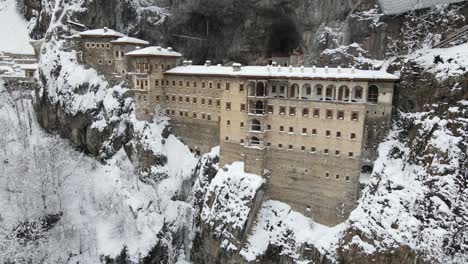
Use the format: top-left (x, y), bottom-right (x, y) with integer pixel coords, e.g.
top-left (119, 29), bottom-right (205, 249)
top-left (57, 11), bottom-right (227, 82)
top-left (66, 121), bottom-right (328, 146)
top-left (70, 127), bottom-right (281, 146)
top-left (248, 81), bottom-right (256, 96)
top-left (354, 86), bottom-right (363, 100)
top-left (325, 85), bottom-right (335, 100)
top-left (251, 136), bottom-right (261, 145)
top-left (338, 85), bottom-right (350, 101)
top-left (255, 100), bottom-right (265, 114)
top-left (367, 85), bottom-right (379, 104)
top-left (302, 84), bottom-right (312, 99)
top-left (289, 83), bottom-right (299, 98)
top-left (314, 84), bottom-right (323, 98)
top-left (256, 82), bottom-right (265, 96)
top-left (251, 119), bottom-right (261, 131)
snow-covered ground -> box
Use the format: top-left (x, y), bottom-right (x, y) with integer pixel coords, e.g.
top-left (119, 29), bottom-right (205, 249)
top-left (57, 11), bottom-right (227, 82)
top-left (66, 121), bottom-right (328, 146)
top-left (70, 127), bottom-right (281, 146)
top-left (0, 80), bottom-right (198, 262)
top-left (0, 0), bottom-right (34, 54)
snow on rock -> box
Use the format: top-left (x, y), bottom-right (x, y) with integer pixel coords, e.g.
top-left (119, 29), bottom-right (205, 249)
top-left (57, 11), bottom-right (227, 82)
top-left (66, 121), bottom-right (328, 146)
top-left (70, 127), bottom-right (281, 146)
top-left (335, 101), bottom-right (468, 263)
top-left (409, 43), bottom-right (468, 80)
top-left (200, 162), bottom-right (265, 251)
top-left (240, 200), bottom-right (343, 262)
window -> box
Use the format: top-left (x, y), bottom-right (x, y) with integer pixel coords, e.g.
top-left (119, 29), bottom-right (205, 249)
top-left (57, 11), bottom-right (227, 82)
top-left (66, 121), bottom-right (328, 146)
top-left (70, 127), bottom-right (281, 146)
top-left (185, 112), bottom-right (189, 118)
top-left (312, 129), bottom-right (317, 135)
top-left (267, 105), bottom-right (274, 114)
top-left (240, 104), bottom-right (246, 112)
top-left (288, 145), bottom-right (293, 150)
top-left (171, 110), bottom-right (175, 116)
top-left (326, 130), bottom-right (331, 137)
top-left (179, 81), bottom-right (183, 86)
top-left (202, 82), bottom-right (206, 88)
top-left (185, 81), bottom-right (190, 87)
top-left (209, 82), bottom-right (213, 88)
top-left (91, 43), bottom-right (95, 48)
top-left (336, 131), bottom-right (342, 138)
top-left (335, 150), bottom-right (340, 156)
top-left (326, 110), bottom-right (333, 119)
top-left (173, 81), bottom-right (176, 86)
top-left (166, 109), bottom-right (170, 115)
top-left (86, 43), bottom-right (90, 48)
top-left (267, 124), bottom-right (271, 130)
top-left (186, 97), bottom-right (190, 103)
top-left (302, 108), bottom-right (309, 117)
top-left (193, 97), bottom-right (197, 104)
top-left (267, 142), bottom-right (271, 147)
top-left (324, 149), bottom-right (329, 155)
top-left (216, 100), bottom-right (221, 108)
top-left (367, 85), bottom-right (379, 104)
top-left (325, 172), bottom-right (329, 178)
top-left (349, 152), bottom-right (354, 157)
top-left (280, 106), bottom-right (286, 115)
top-left (278, 144), bottom-right (283, 149)
top-left (354, 86), bottom-right (363, 99)
top-left (179, 111), bottom-right (184, 117)
top-left (240, 122), bottom-right (244, 128)
top-left (226, 83), bottom-right (230, 90)
top-left (302, 128), bottom-right (307, 134)
top-left (226, 102), bottom-right (231, 110)
top-left (136, 80), bottom-right (140, 86)
top-left (280, 126), bottom-right (284, 132)
top-left (155, 80), bottom-right (159, 86)
top-left (208, 99), bottom-right (212, 106)
top-left (145, 80), bottom-right (148, 86)
top-left (310, 147), bottom-right (316, 153)
top-left (202, 113), bottom-right (206, 120)
top-left (289, 127), bottom-right (294, 133)
top-left (301, 146), bottom-right (306, 151)
top-left (193, 113), bottom-right (197, 118)
top-left (207, 115), bottom-right (211, 121)
top-left (179, 96), bottom-right (183, 103)
top-left (165, 96), bottom-right (169, 102)
top-left (352, 112), bottom-right (359, 121)
top-left (337, 110), bottom-right (344, 120)
top-left (106, 43), bottom-right (110, 48)
top-left (201, 98), bottom-right (205, 105)
top-left (194, 82), bottom-right (197, 87)
top-left (239, 84), bottom-right (244, 92)
top-left (289, 107), bottom-right (296, 116)
top-left (351, 133), bottom-right (356, 140)
top-left (227, 120), bottom-right (231, 126)
top-left (156, 95), bottom-right (160, 102)
top-left (336, 174), bottom-right (340, 180)
top-left (114, 50), bottom-right (119, 57)
top-left (98, 59), bottom-right (103, 64)
top-left (271, 86), bottom-right (277, 93)
top-left (217, 83), bottom-right (221, 89)
top-left (225, 136), bottom-right (229, 141)
top-left (313, 109), bottom-right (320, 118)
top-left (346, 176), bottom-right (350, 181)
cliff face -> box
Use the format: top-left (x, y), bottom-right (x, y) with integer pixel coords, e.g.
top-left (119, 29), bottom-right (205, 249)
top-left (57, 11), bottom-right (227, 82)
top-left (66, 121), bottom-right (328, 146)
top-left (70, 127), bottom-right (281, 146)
top-left (20, 0), bottom-right (468, 263)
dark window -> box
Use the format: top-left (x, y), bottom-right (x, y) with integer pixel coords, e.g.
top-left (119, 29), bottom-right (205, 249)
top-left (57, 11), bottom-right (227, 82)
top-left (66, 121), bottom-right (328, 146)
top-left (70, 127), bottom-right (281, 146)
top-left (302, 128), bottom-right (307, 134)
top-left (226, 102), bottom-right (231, 110)
top-left (289, 107), bottom-right (296, 116)
top-left (267, 105), bottom-right (274, 114)
top-left (337, 111), bottom-right (345, 120)
top-left (336, 131), bottom-right (342, 138)
top-left (240, 104), bottom-right (246, 111)
top-left (289, 127), bottom-right (294, 133)
top-left (326, 130), bottom-right (331, 137)
top-left (351, 133), bottom-right (356, 139)
top-left (280, 126), bottom-right (284, 132)
top-left (313, 109), bottom-right (320, 118)
top-left (352, 112), bottom-right (359, 121)
top-left (312, 129), bottom-right (317, 135)
top-left (280, 106), bottom-right (286, 115)
top-left (302, 108), bottom-right (309, 117)
top-left (239, 84), bottom-right (244, 92)
top-left (326, 110), bottom-right (333, 119)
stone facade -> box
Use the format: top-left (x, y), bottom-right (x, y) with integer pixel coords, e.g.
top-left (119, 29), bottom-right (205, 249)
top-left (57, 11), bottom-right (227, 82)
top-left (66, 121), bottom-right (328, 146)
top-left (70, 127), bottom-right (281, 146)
top-left (73, 28), bottom-right (398, 227)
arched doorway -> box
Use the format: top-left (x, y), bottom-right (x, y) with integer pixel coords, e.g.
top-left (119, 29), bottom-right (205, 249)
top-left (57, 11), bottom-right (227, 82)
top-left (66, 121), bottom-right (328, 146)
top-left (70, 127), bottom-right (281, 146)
top-left (302, 84), bottom-right (312, 99)
top-left (367, 85), bottom-right (379, 104)
top-left (338, 85), bottom-right (350, 101)
top-left (325, 85), bottom-right (335, 100)
top-left (289, 83), bottom-right (299, 98)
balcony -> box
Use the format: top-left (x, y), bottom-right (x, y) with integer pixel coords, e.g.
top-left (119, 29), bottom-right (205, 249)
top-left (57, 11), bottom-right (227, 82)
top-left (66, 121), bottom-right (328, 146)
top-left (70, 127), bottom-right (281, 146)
top-left (246, 124), bottom-right (267, 134)
top-left (243, 139), bottom-right (265, 150)
top-left (247, 108), bottom-right (267, 116)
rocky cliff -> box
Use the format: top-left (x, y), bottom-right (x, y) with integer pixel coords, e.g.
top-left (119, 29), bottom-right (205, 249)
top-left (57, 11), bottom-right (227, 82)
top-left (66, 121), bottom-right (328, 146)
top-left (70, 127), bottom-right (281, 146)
top-left (16, 0), bottom-right (468, 263)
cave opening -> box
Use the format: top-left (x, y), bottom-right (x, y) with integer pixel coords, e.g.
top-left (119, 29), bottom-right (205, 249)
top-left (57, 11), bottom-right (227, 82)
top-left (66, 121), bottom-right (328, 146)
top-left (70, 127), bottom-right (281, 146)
top-left (266, 16), bottom-right (300, 59)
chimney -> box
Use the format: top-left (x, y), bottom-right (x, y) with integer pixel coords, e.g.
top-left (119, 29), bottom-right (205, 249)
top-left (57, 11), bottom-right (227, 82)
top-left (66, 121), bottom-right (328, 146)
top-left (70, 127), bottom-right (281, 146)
top-left (337, 66), bottom-right (342, 73)
top-left (167, 47), bottom-right (173, 52)
top-left (351, 66), bottom-right (356, 74)
top-left (289, 65), bottom-right (293, 73)
top-left (205, 60), bottom-right (211, 67)
top-left (300, 65), bottom-right (304, 73)
top-left (233, 63), bottom-right (241, 72)
top-left (183, 60), bottom-right (189, 66)
top-left (103, 27), bottom-right (108, 32)
top-left (312, 65), bottom-right (317, 73)
top-left (325, 66), bottom-right (329, 73)
top-left (188, 60), bottom-right (193, 65)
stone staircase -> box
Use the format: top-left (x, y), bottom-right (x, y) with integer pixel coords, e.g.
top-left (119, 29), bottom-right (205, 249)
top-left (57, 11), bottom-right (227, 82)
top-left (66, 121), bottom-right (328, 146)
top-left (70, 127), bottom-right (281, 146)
top-left (434, 25), bottom-right (468, 48)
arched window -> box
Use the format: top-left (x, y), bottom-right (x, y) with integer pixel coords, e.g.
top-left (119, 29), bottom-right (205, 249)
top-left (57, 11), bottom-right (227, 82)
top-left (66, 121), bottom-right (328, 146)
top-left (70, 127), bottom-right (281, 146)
top-left (325, 85), bottom-right (335, 100)
top-left (289, 83), bottom-right (299, 99)
top-left (314, 84), bottom-right (323, 97)
top-left (367, 85), bottom-right (379, 104)
top-left (338, 85), bottom-right (350, 101)
top-left (256, 82), bottom-right (265, 96)
top-left (251, 119), bottom-right (261, 131)
top-left (302, 84), bottom-right (312, 99)
top-left (255, 101), bottom-right (264, 114)
top-left (354, 86), bottom-right (363, 100)
top-left (251, 137), bottom-right (260, 145)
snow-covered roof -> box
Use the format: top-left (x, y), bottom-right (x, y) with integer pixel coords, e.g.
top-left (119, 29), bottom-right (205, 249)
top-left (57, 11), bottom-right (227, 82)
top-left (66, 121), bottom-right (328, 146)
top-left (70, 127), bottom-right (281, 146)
top-left (20, 64), bottom-right (38, 70)
top-left (111, 37), bottom-right (149, 45)
top-left (125, 46), bottom-right (182, 57)
top-left (377, 0), bottom-right (466, 15)
top-left (78, 27), bottom-right (126, 38)
top-left (165, 65), bottom-right (399, 81)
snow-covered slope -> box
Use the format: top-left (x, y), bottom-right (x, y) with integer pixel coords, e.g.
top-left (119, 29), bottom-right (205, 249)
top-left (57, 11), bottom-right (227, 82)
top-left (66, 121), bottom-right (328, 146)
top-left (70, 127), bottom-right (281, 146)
top-left (0, 0), bottom-right (34, 54)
